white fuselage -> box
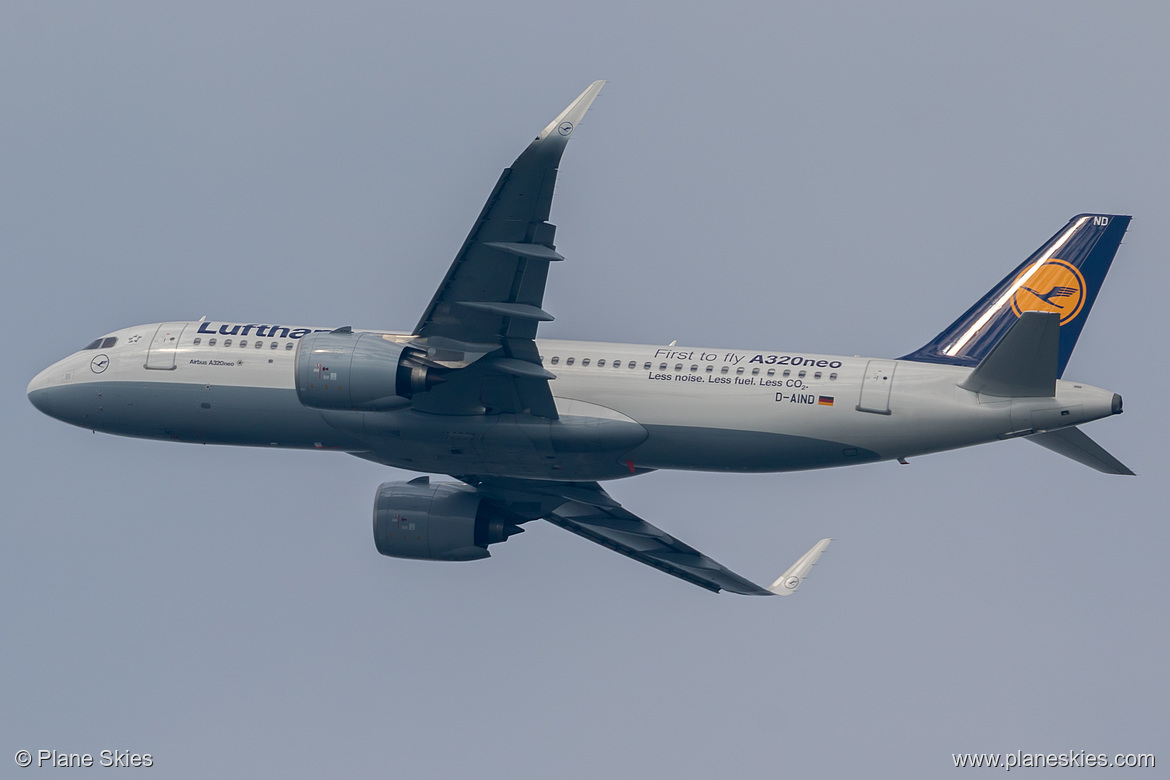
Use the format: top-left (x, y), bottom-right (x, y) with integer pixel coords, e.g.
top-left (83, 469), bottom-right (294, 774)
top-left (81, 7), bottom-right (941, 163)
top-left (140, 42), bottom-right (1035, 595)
top-left (27, 320), bottom-right (1120, 481)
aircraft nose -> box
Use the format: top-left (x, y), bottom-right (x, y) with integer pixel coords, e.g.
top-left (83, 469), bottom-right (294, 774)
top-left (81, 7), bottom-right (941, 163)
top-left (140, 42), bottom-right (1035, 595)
top-left (27, 366), bottom-right (56, 413)
top-left (27, 361), bottom-right (82, 423)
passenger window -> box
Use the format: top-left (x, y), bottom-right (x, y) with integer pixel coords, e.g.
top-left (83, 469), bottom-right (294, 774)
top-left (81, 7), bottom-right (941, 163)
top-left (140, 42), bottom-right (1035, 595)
top-left (814, 371), bottom-right (822, 379)
top-left (193, 337), bottom-right (202, 346)
top-left (597, 359), bottom-right (605, 367)
top-left (255, 341), bottom-right (264, 349)
top-left (209, 338), bottom-right (217, 346)
top-left (270, 342), bottom-right (278, 349)
top-left (767, 369), bottom-right (775, 376)
top-left (690, 365), bottom-right (698, 372)
top-left (285, 343), bottom-right (294, 350)
top-left (239, 340), bottom-right (248, 348)
top-left (643, 363), bottom-right (651, 370)
top-left (550, 356), bottom-right (560, 365)
top-left (721, 366), bottom-right (729, 374)
top-left (224, 339), bottom-right (232, 347)
top-left (83, 338), bottom-right (103, 350)
top-left (705, 365), bottom-right (713, 372)
top-left (782, 369), bottom-right (790, 377)
top-left (674, 364), bottom-right (682, 371)
top-left (612, 360), bottom-right (621, 368)
top-left (736, 367), bottom-right (744, 374)
top-left (100, 337), bottom-right (117, 349)
top-left (751, 367), bottom-right (759, 375)
top-left (830, 372), bottom-right (837, 380)
top-left (582, 358), bottom-right (590, 366)
top-left (798, 370), bottom-right (806, 378)
top-left (659, 363), bottom-right (667, 370)
top-left (566, 358), bottom-right (575, 366)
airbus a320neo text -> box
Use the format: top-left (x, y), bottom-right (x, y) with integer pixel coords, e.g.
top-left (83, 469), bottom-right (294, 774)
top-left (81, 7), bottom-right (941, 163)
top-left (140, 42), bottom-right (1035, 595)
top-left (29, 82), bottom-right (1133, 595)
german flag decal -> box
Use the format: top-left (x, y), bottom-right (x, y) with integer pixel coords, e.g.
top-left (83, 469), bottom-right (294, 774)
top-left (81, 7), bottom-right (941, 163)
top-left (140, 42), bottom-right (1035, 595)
top-left (818, 396), bottom-right (834, 407)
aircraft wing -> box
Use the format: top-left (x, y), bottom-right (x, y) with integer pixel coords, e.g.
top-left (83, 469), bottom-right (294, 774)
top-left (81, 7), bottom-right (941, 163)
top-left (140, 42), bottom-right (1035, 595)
top-left (407, 82), bottom-right (605, 419)
top-left (464, 477), bottom-right (830, 596)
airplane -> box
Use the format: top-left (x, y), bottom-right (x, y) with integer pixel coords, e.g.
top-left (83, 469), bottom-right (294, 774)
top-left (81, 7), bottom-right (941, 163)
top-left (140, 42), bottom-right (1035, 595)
top-left (27, 81), bottom-right (1134, 596)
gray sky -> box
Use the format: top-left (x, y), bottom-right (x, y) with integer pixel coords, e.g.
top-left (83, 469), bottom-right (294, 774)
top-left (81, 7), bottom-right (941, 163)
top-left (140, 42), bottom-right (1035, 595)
top-left (3, 2), bottom-right (1166, 777)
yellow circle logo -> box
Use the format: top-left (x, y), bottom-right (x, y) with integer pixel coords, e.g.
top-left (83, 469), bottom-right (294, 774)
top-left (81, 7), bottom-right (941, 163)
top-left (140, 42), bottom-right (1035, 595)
top-left (1010, 259), bottom-right (1086, 325)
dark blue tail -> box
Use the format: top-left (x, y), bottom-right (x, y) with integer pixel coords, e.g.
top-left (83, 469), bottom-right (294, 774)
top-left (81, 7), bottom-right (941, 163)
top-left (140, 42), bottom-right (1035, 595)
top-left (900, 214), bottom-right (1130, 377)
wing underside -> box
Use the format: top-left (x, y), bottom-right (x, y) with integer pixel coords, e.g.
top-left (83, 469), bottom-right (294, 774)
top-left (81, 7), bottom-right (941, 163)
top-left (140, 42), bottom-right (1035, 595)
top-left (465, 477), bottom-right (830, 596)
top-left (406, 82), bottom-right (606, 419)
top-left (545, 501), bottom-right (773, 595)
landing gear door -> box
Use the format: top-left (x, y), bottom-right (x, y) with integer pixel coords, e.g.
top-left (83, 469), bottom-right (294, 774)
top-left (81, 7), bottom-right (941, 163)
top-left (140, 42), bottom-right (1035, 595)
top-left (857, 359), bottom-right (897, 415)
top-left (145, 322), bottom-right (188, 370)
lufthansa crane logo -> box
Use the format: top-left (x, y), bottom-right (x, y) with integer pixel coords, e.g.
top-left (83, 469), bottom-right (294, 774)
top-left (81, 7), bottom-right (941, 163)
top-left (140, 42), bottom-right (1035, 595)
top-left (1010, 259), bottom-right (1087, 325)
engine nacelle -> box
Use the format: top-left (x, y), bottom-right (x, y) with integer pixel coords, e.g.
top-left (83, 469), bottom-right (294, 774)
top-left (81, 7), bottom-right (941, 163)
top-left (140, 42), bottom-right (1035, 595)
top-left (295, 330), bottom-right (438, 411)
top-left (372, 481), bottom-right (522, 561)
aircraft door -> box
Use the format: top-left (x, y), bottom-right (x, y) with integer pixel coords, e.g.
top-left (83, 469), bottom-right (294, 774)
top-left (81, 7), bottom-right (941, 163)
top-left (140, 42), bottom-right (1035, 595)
top-left (145, 322), bottom-right (188, 370)
top-left (857, 359), bottom-right (897, 415)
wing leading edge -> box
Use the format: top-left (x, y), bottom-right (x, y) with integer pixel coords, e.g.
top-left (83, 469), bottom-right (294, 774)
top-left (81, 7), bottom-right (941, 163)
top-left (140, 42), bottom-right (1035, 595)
top-left (466, 477), bottom-right (831, 596)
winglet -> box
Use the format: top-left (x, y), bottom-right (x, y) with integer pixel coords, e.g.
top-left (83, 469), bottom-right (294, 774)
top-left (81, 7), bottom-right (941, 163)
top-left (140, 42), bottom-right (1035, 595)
top-left (536, 80), bottom-right (606, 142)
top-left (767, 538), bottom-right (832, 596)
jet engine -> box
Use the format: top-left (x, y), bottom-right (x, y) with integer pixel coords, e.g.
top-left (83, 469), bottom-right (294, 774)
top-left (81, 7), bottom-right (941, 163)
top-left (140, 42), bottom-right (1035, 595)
top-left (372, 480), bottom-right (523, 561)
top-left (294, 329), bottom-right (442, 411)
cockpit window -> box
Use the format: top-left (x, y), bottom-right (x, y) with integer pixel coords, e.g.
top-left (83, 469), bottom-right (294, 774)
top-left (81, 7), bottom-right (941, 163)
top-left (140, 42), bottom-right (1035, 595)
top-left (83, 336), bottom-right (118, 350)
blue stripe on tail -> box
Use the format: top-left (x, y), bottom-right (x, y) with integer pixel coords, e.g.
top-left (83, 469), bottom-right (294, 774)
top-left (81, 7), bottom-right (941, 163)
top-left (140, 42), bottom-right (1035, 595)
top-left (899, 214), bottom-right (1130, 377)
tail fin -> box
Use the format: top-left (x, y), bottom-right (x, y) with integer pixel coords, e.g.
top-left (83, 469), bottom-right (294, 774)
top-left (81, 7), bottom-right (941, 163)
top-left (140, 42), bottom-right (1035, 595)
top-left (900, 214), bottom-right (1130, 377)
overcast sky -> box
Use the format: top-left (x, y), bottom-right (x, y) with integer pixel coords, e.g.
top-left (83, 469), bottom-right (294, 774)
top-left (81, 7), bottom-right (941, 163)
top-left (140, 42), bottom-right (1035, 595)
top-left (3, 2), bottom-right (1166, 777)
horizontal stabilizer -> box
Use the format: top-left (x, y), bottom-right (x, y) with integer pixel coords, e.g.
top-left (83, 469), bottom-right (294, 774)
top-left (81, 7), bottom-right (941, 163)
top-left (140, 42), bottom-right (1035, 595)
top-left (768, 538), bottom-right (832, 596)
top-left (1028, 426), bottom-right (1135, 475)
top-left (959, 311), bottom-right (1058, 397)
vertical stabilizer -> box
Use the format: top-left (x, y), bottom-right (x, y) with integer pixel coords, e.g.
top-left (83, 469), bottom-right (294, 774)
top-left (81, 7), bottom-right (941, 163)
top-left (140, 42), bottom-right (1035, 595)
top-left (900, 214), bottom-right (1129, 377)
